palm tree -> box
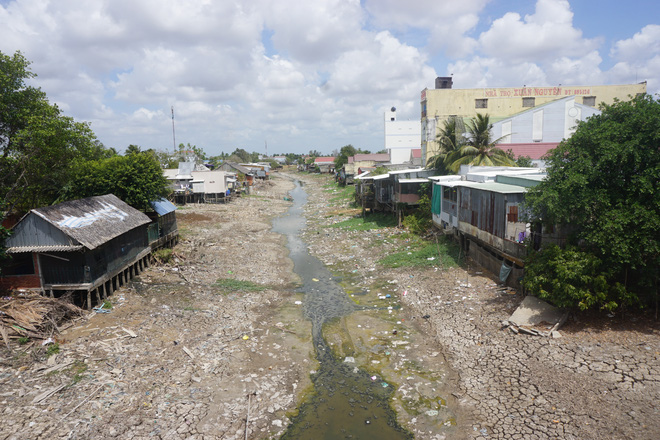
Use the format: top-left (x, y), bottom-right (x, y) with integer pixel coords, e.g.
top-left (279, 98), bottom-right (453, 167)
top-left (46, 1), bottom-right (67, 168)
top-left (426, 117), bottom-right (465, 173)
top-left (446, 113), bottom-right (517, 173)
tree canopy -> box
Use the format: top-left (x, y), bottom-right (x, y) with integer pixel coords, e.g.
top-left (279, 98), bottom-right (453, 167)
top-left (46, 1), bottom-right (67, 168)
top-left (60, 152), bottom-right (171, 211)
top-left (426, 117), bottom-right (465, 173)
top-left (445, 114), bottom-right (517, 172)
top-left (334, 144), bottom-right (371, 170)
top-left (0, 50), bottom-right (107, 215)
top-left (523, 94), bottom-right (660, 310)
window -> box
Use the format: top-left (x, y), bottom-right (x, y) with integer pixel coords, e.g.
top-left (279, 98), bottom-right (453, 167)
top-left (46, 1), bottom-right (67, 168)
top-left (583, 96), bottom-right (596, 106)
top-left (522, 97), bottom-right (535, 107)
top-left (3, 253), bottom-right (35, 275)
top-left (507, 205), bottom-right (519, 222)
top-left (475, 98), bottom-right (488, 109)
top-left (442, 186), bottom-right (457, 202)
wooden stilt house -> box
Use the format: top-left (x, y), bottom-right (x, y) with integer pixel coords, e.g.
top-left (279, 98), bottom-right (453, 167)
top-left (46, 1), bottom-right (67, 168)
top-left (0, 194), bottom-right (152, 308)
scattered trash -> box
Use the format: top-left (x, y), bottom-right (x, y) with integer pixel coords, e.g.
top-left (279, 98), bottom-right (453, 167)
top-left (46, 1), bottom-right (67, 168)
top-left (242, 335), bottom-right (250, 340)
top-left (92, 306), bottom-right (111, 313)
top-left (381, 382), bottom-right (389, 388)
top-left (343, 357), bottom-right (355, 363)
top-left (426, 410), bottom-right (439, 416)
top-left (41, 337), bottom-right (55, 346)
top-left (370, 375), bottom-right (377, 381)
top-left (312, 278), bottom-right (319, 282)
top-left (294, 301), bottom-right (303, 305)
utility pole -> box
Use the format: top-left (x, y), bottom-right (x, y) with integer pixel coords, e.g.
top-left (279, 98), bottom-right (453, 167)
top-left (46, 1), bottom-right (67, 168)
top-left (171, 106), bottom-right (176, 152)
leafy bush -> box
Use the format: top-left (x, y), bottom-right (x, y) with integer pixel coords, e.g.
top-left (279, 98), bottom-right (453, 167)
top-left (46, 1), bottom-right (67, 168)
top-left (522, 245), bottom-right (636, 311)
top-left (402, 193), bottom-right (432, 235)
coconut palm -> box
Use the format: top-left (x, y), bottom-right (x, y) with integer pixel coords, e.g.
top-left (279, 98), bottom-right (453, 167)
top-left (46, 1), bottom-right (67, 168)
top-left (446, 113), bottom-right (517, 173)
top-left (426, 117), bottom-right (465, 173)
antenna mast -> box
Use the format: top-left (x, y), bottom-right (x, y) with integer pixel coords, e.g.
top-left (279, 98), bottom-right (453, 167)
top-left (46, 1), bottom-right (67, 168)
top-left (171, 106), bottom-right (176, 152)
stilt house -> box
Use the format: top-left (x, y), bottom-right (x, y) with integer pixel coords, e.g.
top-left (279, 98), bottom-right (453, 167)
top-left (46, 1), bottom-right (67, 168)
top-left (0, 194), bottom-right (152, 308)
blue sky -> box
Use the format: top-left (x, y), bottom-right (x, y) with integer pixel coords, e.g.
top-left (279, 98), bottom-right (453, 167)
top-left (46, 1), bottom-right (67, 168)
top-left (0, 0), bottom-right (658, 156)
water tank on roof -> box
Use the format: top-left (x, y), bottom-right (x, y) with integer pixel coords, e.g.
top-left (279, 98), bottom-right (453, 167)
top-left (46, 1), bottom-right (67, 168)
top-left (435, 77), bottom-right (453, 89)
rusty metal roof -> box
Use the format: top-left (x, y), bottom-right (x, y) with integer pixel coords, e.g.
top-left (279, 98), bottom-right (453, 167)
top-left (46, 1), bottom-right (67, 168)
top-left (7, 194), bottom-right (151, 252)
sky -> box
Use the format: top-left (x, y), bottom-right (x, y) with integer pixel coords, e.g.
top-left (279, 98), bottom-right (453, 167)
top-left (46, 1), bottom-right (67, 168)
top-left (1, 0), bottom-right (658, 157)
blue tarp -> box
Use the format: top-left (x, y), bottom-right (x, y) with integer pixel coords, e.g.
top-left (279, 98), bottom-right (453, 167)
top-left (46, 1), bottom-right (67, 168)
top-left (150, 198), bottom-right (177, 216)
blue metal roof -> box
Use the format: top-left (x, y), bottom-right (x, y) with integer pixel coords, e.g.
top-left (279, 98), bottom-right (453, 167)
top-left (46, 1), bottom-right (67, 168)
top-left (150, 198), bottom-right (177, 216)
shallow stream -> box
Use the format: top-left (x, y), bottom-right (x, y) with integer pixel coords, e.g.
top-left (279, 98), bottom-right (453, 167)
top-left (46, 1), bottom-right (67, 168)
top-left (272, 181), bottom-right (413, 439)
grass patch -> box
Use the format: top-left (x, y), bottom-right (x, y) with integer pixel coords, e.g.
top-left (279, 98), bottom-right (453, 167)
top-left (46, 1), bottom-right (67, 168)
top-left (212, 278), bottom-right (266, 293)
top-left (325, 184), bottom-right (356, 205)
top-left (379, 236), bottom-right (461, 269)
top-left (327, 212), bottom-right (397, 231)
top-left (154, 248), bottom-right (174, 264)
top-left (68, 361), bottom-right (88, 384)
top-left (46, 343), bottom-right (60, 357)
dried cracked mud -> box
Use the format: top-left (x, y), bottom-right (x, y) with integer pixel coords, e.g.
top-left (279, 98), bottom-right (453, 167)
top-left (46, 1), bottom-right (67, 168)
top-left (1, 171), bottom-right (658, 440)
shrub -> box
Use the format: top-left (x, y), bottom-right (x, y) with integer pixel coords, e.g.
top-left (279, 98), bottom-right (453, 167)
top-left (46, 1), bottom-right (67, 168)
top-left (522, 245), bottom-right (637, 311)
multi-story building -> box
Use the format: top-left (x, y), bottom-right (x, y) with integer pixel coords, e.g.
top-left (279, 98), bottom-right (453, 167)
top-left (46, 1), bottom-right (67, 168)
top-left (384, 107), bottom-right (421, 164)
top-left (420, 77), bottom-right (647, 164)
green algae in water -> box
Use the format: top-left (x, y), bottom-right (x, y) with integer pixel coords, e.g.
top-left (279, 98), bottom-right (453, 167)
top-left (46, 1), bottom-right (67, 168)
top-left (279, 343), bottom-right (412, 440)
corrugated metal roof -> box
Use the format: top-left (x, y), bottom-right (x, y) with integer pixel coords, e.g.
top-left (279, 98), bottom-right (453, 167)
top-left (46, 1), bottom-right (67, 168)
top-left (314, 157), bottom-right (336, 163)
top-left (372, 174), bottom-right (391, 180)
top-left (441, 181), bottom-right (528, 194)
top-left (388, 168), bottom-right (425, 175)
top-left (7, 245), bottom-right (85, 253)
top-left (398, 178), bottom-right (430, 183)
top-left (150, 198), bottom-right (177, 216)
top-left (29, 194), bottom-right (150, 250)
top-left (429, 175), bottom-right (462, 182)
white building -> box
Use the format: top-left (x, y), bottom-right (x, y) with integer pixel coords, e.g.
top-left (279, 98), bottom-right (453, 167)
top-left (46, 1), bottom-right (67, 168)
top-left (384, 107), bottom-right (421, 165)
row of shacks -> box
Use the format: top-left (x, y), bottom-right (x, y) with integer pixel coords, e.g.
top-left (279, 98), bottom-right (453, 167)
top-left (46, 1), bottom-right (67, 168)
top-left (163, 161), bottom-right (271, 204)
top-left (0, 194), bottom-right (178, 309)
top-left (355, 165), bottom-right (564, 288)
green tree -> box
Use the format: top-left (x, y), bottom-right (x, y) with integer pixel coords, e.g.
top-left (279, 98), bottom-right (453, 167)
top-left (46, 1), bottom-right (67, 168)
top-left (60, 152), bottom-right (171, 211)
top-left (446, 114), bottom-right (517, 172)
top-left (523, 94), bottom-right (660, 310)
top-left (229, 148), bottom-right (251, 163)
top-left (125, 144), bottom-right (142, 155)
top-left (426, 117), bottom-right (465, 173)
top-left (334, 144), bottom-right (356, 170)
top-left (0, 50), bottom-right (105, 215)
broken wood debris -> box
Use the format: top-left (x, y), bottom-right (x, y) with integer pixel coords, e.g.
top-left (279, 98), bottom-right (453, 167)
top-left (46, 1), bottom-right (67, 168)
top-left (0, 293), bottom-right (84, 344)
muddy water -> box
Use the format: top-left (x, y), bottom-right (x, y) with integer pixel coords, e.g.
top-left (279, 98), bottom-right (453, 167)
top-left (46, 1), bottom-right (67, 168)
top-left (273, 181), bottom-right (412, 439)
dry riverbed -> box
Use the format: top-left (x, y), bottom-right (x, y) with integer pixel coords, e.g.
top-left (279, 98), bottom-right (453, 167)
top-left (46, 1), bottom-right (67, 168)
top-left (1, 171), bottom-right (659, 440)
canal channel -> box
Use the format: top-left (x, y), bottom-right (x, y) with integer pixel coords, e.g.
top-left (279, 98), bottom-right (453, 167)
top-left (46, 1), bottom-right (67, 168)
top-left (272, 179), bottom-right (457, 439)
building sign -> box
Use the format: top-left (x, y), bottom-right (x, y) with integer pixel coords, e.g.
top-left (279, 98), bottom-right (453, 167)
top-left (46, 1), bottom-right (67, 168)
top-left (483, 87), bottom-right (592, 98)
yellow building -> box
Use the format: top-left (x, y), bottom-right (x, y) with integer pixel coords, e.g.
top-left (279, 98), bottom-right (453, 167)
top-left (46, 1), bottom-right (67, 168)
top-left (421, 78), bottom-right (647, 164)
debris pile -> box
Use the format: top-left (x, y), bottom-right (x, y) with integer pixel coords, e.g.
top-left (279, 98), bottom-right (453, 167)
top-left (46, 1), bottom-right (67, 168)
top-left (0, 293), bottom-right (84, 346)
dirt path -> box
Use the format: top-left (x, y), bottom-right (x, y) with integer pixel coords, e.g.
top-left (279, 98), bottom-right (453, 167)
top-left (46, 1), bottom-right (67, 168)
top-left (1, 171), bottom-right (658, 440)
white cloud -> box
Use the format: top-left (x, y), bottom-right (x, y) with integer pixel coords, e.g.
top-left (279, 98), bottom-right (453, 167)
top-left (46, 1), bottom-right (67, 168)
top-left (1, 0), bottom-right (658, 154)
top-left (364, 0), bottom-right (486, 57)
top-left (479, 0), bottom-right (601, 62)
